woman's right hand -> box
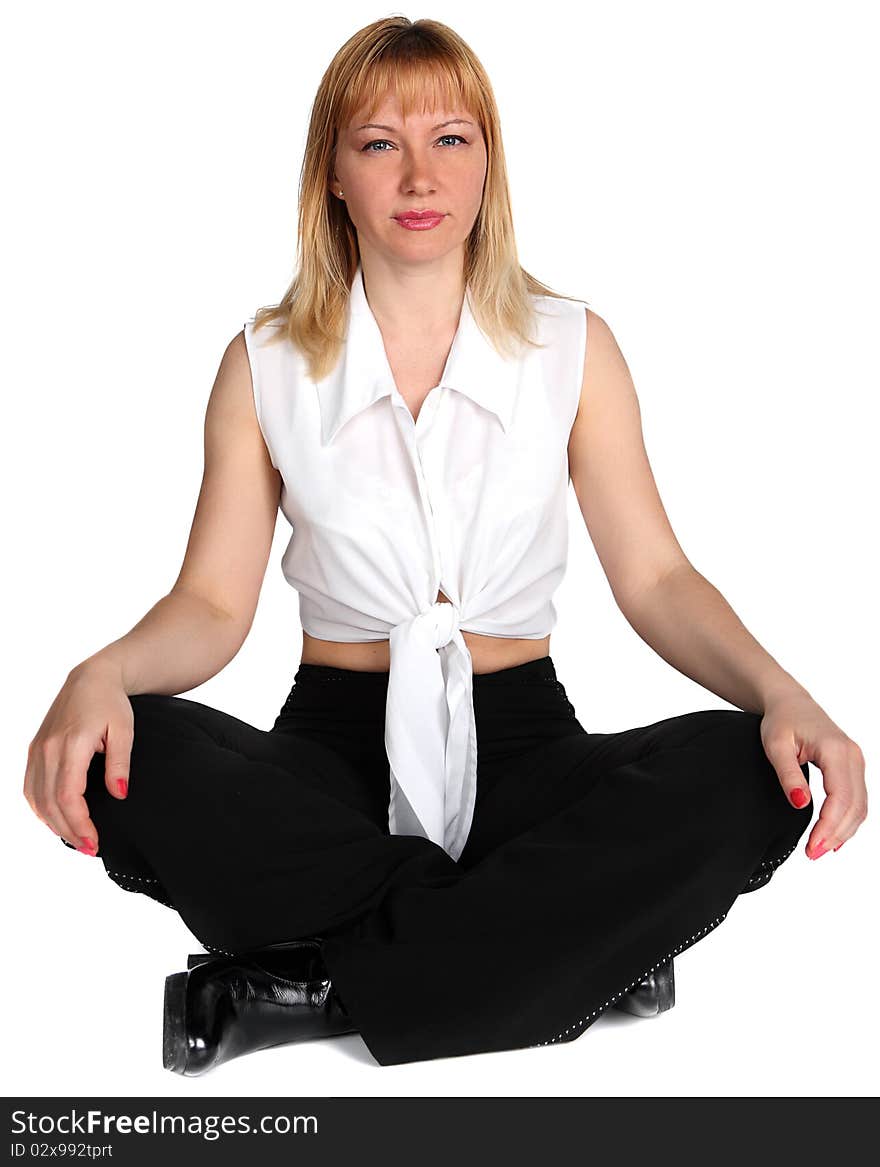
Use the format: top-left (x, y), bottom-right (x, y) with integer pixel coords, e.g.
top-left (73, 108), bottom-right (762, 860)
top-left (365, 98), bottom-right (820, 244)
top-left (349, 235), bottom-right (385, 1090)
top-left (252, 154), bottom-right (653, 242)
top-left (23, 662), bottom-right (134, 855)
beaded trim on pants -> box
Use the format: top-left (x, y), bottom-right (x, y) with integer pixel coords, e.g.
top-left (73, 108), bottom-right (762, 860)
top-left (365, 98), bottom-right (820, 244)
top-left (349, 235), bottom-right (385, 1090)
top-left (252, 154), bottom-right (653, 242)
top-left (101, 838), bottom-right (799, 1044)
top-left (527, 840), bottom-right (798, 1048)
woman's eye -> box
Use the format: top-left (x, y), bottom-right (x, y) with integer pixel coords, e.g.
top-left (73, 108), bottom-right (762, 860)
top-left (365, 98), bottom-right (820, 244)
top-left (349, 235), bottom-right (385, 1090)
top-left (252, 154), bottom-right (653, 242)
top-left (361, 135), bottom-right (468, 153)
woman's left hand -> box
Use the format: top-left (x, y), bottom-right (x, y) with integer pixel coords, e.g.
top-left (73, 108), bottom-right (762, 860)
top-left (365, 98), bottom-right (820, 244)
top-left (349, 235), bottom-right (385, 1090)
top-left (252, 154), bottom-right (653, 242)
top-left (760, 689), bottom-right (867, 861)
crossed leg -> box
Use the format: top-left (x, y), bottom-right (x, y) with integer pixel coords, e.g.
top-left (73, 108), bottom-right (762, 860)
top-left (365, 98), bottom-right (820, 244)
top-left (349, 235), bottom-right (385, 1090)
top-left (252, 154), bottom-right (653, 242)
top-left (79, 692), bottom-right (453, 955)
top-left (76, 696), bottom-right (812, 1066)
top-left (318, 708), bottom-right (813, 1064)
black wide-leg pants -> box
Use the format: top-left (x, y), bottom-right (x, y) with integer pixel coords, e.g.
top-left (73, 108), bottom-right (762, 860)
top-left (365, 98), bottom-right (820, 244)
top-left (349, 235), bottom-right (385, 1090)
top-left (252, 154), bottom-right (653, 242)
top-left (65, 656), bottom-right (812, 1066)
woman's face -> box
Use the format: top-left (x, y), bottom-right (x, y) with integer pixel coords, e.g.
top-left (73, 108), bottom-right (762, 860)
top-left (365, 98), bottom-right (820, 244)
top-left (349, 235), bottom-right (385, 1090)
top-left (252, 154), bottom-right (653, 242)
top-left (330, 92), bottom-right (488, 266)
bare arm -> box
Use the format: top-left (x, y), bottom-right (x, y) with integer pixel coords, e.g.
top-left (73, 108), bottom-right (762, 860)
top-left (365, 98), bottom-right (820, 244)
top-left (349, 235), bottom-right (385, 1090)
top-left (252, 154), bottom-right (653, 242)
top-left (25, 328), bottom-right (282, 850)
top-left (567, 308), bottom-right (807, 711)
top-left (72, 590), bottom-right (251, 696)
top-left (616, 563), bottom-right (809, 714)
top-left (72, 329), bottom-right (281, 696)
top-left (567, 308), bottom-right (867, 859)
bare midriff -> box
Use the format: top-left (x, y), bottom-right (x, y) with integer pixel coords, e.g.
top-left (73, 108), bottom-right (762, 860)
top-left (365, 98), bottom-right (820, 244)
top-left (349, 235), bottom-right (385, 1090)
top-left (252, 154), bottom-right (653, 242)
top-left (300, 589), bottom-right (551, 675)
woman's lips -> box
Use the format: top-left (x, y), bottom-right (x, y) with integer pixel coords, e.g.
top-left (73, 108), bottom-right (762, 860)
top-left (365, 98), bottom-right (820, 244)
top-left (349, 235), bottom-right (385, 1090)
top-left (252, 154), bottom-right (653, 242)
top-left (393, 213), bottom-right (446, 231)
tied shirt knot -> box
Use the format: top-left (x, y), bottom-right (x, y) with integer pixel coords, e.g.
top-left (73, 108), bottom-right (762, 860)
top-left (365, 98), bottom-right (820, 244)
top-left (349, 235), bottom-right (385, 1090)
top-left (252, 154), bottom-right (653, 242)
top-left (384, 598), bottom-right (477, 861)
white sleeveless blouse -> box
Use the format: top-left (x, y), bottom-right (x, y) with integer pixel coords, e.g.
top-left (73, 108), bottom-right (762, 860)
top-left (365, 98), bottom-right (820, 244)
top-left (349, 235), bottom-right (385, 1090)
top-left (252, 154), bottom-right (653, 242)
top-left (243, 262), bottom-right (587, 861)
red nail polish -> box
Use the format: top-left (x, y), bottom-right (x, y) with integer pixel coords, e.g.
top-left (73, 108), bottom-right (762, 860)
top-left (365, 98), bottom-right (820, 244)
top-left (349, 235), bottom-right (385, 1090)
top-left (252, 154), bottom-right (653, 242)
top-left (810, 839), bottom-right (828, 859)
top-left (789, 787), bottom-right (809, 808)
top-left (77, 837), bottom-right (97, 855)
top-left (116, 778), bottom-right (128, 797)
top-left (833, 840), bottom-right (845, 852)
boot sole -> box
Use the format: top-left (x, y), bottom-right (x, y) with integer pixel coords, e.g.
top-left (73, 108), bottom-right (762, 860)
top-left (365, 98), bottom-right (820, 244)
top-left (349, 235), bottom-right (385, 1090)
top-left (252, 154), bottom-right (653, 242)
top-left (162, 971), bottom-right (190, 1073)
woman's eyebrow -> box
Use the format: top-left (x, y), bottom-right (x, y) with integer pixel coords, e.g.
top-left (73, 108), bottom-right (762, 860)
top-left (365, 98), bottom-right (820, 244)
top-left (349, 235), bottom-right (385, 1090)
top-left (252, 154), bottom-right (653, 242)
top-left (352, 118), bottom-right (474, 133)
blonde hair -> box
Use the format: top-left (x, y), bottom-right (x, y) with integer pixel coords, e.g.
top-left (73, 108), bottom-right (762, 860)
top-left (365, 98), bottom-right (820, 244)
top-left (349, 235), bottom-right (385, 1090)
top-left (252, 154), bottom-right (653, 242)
top-left (252, 15), bottom-right (587, 381)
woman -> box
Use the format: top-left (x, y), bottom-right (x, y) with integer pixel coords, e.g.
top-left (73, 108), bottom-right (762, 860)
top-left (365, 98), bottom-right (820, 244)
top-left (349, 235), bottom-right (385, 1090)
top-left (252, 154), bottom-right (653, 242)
top-left (23, 16), bottom-right (866, 1074)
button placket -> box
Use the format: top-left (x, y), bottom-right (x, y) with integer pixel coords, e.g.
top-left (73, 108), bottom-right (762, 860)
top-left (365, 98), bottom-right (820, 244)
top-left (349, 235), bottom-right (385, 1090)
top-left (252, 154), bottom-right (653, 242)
top-left (418, 422), bottom-right (453, 603)
top-left (392, 390), bottom-right (447, 602)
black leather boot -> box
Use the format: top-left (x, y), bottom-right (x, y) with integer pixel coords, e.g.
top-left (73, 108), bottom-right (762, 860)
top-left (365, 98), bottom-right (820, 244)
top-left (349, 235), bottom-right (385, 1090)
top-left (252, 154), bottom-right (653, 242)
top-left (162, 938), bottom-right (357, 1076)
top-left (610, 956), bottom-right (675, 1017)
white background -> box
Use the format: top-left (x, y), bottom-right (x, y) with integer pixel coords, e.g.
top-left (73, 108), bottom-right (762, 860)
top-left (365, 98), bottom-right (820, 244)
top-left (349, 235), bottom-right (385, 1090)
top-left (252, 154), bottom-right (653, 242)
top-left (3, 0), bottom-right (877, 1098)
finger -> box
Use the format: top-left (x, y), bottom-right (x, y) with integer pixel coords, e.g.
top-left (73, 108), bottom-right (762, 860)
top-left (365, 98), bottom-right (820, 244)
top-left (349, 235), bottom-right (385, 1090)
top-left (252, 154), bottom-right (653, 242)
top-left (49, 741), bottom-right (100, 854)
top-left (28, 742), bottom-right (79, 848)
top-left (806, 740), bottom-right (867, 858)
top-left (763, 736), bottom-right (812, 810)
top-left (804, 792), bottom-right (850, 859)
top-left (104, 720), bottom-right (133, 801)
top-left (826, 789), bottom-right (868, 853)
top-left (832, 744), bottom-right (869, 851)
top-left (22, 743), bottom-right (52, 832)
top-left (57, 783), bottom-right (100, 855)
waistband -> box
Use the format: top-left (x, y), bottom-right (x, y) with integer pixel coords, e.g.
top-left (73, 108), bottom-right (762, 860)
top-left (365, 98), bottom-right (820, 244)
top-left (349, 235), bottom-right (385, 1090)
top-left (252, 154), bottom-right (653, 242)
top-left (292, 654), bottom-right (559, 688)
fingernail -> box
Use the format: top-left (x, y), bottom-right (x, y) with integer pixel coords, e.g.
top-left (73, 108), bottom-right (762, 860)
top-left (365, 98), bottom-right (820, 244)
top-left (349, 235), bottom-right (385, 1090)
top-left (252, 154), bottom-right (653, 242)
top-left (809, 839), bottom-right (828, 860)
top-left (77, 837), bottom-right (97, 856)
top-left (789, 787), bottom-right (809, 808)
top-left (116, 778), bottom-right (128, 797)
top-left (833, 840), bottom-right (845, 852)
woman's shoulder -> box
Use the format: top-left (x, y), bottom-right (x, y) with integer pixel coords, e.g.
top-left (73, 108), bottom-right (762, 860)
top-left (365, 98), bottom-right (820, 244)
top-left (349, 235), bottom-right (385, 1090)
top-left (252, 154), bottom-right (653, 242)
top-left (242, 310), bottom-right (301, 377)
top-left (528, 285), bottom-right (589, 325)
top-left (526, 288), bottom-right (590, 355)
top-left (244, 308), bottom-right (290, 342)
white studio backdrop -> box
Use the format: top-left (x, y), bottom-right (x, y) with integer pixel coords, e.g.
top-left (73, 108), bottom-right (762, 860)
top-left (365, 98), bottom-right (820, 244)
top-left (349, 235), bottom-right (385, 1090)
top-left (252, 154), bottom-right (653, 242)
top-left (2, 0), bottom-right (877, 1098)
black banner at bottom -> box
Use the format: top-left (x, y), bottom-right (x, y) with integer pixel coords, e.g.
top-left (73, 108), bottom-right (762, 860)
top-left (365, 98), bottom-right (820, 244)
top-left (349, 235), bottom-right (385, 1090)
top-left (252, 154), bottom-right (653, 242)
top-left (3, 1098), bottom-right (875, 1166)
